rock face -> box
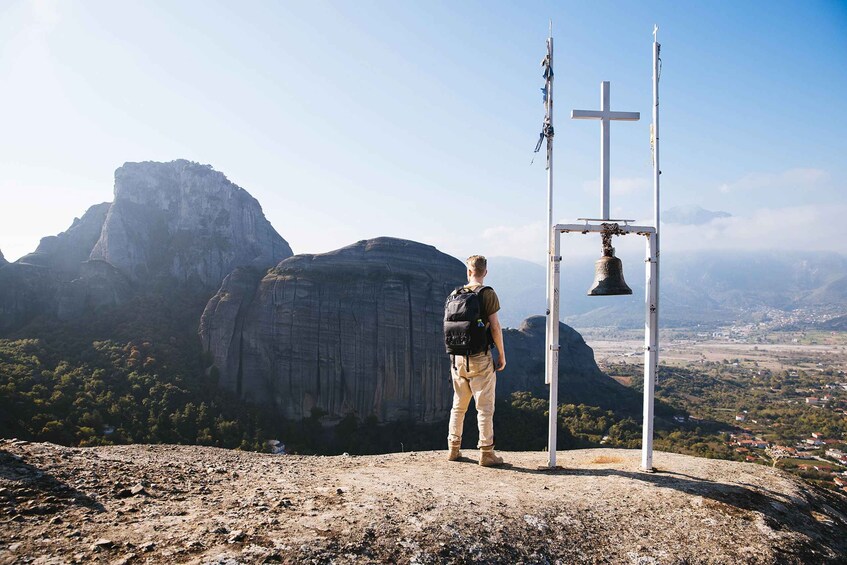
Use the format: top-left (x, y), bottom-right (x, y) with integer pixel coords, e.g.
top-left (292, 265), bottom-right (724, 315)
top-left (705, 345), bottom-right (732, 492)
top-left (54, 260), bottom-right (135, 321)
top-left (90, 160), bottom-right (292, 287)
top-left (0, 249), bottom-right (7, 266)
top-left (16, 203), bottom-right (111, 280)
top-left (201, 239), bottom-right (635, 422)
top-left (0, 160), bottom-right (292, 333)
top-left (201, 237), bottom-right (466, 422)
top-left (4, 441), bottom-right (846, 564)
top-left (0, 263), bottom-right (57, 333)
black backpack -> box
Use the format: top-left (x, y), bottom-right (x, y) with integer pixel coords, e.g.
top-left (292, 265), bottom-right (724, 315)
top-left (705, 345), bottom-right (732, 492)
top-left (444, 285), bottom-right (492, 356)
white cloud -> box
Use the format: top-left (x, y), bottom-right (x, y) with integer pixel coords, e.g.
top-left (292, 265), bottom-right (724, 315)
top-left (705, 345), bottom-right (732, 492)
top-left (30, 0), bottom-right (60, 31)
top-left (663, 204), bottom-right (846, 253)
top-left (481, 222), bottom-right (547, 260)
top-left (453, 203), bottom-right (846, 265)
top-left (718, 168), bottom-right (829, 194)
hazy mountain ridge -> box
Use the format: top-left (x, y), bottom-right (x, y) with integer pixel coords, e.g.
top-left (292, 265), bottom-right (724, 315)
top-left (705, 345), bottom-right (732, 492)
top-left (487, 251), bottom-right (847, 329)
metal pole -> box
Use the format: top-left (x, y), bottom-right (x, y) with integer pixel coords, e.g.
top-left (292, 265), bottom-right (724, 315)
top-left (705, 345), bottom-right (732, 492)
top-left (642, 233), bottom-right (657, 471)
top-left (600, 81), bottom-right (610, 220)
top-left (544, 27), bottom-right (554, 387)
top-left (641, 26), bottom-right (661, 472)
top-left (548, 227), bottom-right (561, 468)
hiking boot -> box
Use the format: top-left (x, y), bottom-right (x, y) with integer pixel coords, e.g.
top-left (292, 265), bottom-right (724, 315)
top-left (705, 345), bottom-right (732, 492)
top-left (479, 447), bottom-right (504, 467)
top-left (447, 441), bottom-right (462, 462)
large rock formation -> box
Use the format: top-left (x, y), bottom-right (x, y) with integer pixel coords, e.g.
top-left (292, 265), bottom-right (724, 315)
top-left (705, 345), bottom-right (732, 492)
top-left (499, 316), bottom-right (641, 414)
top-left (0, 160), bottom-right (292, 333)
top-left (0, 249), bottom-right (7, 266)
top-left (200, 237), bottom-right (466, 423)
top-left (90, 160), bottom-right (292, 287)
top-left (201, 238), bottom-right (638, 422)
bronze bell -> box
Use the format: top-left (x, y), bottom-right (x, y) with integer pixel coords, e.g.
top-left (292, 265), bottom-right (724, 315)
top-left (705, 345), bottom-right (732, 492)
top-left (588, 225), bottom-right (632, 296)
top-left (587, 251), bottom-right (632, 296)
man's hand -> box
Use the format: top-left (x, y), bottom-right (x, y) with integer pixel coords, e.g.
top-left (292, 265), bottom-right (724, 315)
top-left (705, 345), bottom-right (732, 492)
top-left (496, 356), bottom-right (507, 372)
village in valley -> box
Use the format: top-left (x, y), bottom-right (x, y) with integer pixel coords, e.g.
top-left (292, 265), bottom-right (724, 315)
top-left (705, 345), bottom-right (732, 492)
top-left (585, 323), bottom-right (847, 492)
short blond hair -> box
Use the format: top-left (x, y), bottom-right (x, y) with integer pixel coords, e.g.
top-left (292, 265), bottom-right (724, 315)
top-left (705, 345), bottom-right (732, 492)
top-left (466, 255), bottom-right (487, 276)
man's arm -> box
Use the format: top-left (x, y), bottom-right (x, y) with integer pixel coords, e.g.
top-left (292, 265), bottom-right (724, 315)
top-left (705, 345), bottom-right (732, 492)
top-left (488, 311), bottom-right (506, 371)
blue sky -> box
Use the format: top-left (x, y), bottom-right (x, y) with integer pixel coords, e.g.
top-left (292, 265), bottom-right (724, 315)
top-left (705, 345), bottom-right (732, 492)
top-left (1, 0), bottom-right (845, 264)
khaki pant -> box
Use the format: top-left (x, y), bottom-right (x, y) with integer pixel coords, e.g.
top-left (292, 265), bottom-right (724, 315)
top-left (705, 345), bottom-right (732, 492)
top-left (447, 351), bottom-right (496, 448)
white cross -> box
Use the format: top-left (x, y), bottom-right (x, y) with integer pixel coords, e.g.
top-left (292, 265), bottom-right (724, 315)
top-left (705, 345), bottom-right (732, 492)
top-left (572, 81), bottom-right (640, 219)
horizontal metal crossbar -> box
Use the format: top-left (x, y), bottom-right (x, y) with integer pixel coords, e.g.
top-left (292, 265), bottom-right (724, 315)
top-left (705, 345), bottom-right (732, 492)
top-left (553, 223), bottom-right (656, 236)
top-left (576, 217), bottom-right (635, 223)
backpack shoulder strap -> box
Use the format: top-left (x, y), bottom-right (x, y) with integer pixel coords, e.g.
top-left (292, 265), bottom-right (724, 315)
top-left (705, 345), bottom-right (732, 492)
top-left (450, 285), bottom-right (468, 297)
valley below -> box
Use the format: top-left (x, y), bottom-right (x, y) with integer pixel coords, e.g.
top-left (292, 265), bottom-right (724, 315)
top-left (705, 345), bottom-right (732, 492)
top-left (582, 328), bottom-right (847, 493)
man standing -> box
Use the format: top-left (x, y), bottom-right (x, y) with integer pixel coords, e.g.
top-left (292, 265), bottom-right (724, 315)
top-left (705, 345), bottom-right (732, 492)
top-left (446, 255), bottom-right (507, 466)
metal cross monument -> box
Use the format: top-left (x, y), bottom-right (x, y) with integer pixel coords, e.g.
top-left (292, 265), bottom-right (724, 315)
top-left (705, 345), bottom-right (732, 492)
top-left (542, 28), bottom-right (662, 472)
top-left (572, 82), bottom-right (640, 220)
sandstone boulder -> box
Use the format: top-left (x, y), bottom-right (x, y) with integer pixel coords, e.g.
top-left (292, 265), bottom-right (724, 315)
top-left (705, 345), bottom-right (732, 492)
top-left (201, 237), bottom-right (466, 422)
top-left (201, 238), bottom-right (638, 422)
top-left (499, 316), bottom-right (642, 413)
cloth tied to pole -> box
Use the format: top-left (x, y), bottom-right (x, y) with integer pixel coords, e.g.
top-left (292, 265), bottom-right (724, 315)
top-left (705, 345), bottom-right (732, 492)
top-left (532, 48), bottom-right (554, 167)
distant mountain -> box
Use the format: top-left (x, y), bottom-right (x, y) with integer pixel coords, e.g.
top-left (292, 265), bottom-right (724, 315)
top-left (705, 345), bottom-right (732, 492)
top-left (662, 205), bottom-right (731, 225)
top-left (89, 161), bottom-right (291, 286)
top-left (489, 251), bottom-right (847, 329)
top-left (0, 160), bottom-right (292, 333)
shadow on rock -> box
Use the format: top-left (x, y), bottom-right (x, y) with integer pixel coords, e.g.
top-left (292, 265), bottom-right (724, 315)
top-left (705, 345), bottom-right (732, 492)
top-left (504, 463), bottom-right (847, 559)
top-left (0, 449), bottom-right (105, 514)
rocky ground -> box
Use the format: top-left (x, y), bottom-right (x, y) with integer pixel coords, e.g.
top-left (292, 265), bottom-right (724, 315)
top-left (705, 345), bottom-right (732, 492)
top-left (1, 440), bottom-right (846, 564)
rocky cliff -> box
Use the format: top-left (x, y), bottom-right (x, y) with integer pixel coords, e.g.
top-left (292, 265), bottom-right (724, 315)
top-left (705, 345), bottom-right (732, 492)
top-left (499, 316), bottom-right (642, 413)
top-left (201, 239), bottom-right (637, 422)
top-left (3, 440), bottom-right (846, 563)
top-left (90, 160), bottom-right (292, 287)
top-left (1, 203), bottom-right (113, 332)
top-left (0, 160), bottom-right (292, 333)
top-left (200, 237), bottom-right (466, 423)
top-left (16, 202), bottom-right (111, 281)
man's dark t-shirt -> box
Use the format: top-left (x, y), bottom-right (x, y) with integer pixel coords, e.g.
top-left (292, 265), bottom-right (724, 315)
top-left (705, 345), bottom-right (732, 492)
top-left (464, 283), bottom-right (500, 330)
